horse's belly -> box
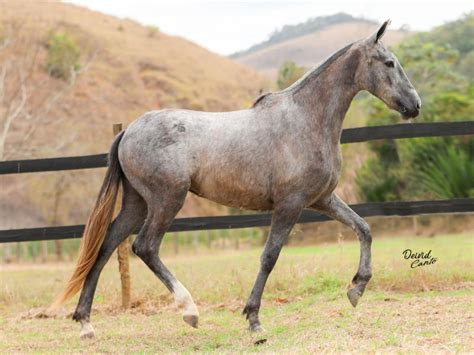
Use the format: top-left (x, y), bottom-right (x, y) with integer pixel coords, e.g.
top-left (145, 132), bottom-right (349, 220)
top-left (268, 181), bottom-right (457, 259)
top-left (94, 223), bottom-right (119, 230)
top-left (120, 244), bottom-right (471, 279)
top-left (190, 175), bottom-right (273, 211)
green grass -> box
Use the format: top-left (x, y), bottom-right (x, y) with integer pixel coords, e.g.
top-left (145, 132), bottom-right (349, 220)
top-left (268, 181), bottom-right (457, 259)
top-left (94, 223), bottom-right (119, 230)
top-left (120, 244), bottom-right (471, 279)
top-left (0, 233), bottom-right (473, 352)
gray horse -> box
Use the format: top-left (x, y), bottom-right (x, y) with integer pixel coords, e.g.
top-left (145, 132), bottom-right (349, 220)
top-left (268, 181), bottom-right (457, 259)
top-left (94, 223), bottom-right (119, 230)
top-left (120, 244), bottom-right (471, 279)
top-left (53, 20), bottom-right (420, 338)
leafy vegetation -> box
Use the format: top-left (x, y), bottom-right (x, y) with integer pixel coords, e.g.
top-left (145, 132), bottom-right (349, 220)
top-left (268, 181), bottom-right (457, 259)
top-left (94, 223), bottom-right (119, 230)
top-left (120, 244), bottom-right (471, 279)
top-left (356, 14), bottom-right (474, 202)
top-left (276, 60), bottom-right (306, 90)
top-left (45, 32), bottom-right (80, 79)
top-left (415, 146), bottom-right (474, 198)
top-left (147, 25), bottom-right (160, 38)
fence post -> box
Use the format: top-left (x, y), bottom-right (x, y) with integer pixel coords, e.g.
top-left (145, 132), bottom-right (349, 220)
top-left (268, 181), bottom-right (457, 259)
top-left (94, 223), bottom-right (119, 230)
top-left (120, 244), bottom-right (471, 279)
top-left (113, 123), bottom-right (131, 309)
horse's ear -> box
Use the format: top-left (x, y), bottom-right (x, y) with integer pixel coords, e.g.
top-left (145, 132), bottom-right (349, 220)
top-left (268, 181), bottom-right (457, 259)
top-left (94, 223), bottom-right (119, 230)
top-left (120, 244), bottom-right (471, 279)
top-left (372, 19), bottom-right (391, 43)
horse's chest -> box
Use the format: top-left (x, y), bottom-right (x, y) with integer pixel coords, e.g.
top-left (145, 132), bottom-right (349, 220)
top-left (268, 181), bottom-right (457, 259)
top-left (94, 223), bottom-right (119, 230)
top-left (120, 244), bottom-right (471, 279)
top-left (286, 147), bottom-right (342, 199)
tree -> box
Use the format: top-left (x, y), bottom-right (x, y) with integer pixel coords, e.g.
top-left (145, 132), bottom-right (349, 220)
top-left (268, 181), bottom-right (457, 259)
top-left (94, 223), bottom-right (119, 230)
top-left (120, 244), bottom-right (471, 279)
top-left (46, 32), bottom-right (81, 79)
top-left (0, 24), bottom-right (81, 161)
top-left (0, 21), bottom-right (95, 262)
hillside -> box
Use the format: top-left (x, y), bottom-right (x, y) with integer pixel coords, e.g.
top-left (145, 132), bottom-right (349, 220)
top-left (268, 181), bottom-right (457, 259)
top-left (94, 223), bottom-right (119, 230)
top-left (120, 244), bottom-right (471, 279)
top-left (0, 2), bottom-right (267, 148)
top-left (231, 13), bottom-right (376, 58)
top-left (0, 2), bottom-right (267, 228)
top-left (234, 21), bottom-right (409, 77)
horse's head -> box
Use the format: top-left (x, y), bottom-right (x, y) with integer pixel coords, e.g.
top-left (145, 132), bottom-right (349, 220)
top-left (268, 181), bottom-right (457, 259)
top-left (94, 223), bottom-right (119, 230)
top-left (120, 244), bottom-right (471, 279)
top-left (359, 20), bottom-right (421, 119)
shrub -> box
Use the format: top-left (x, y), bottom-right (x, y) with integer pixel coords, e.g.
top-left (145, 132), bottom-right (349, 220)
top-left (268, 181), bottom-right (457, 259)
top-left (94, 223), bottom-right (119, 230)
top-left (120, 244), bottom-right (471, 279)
top-left (45, 32), bottom-right (80, 80)
top-left (415, 146), bottom-right (474, 199)
top-left (276, 61), bottom-right (306, 90)
top-left (355, 158), bottom-right (402, 202)
top-left (147, 26), bottom-right (160, 38)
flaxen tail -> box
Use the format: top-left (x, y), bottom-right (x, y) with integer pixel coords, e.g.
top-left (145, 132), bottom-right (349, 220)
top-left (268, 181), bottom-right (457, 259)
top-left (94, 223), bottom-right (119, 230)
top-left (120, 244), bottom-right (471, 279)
top-left (51, 131), bottom-right (125, 308)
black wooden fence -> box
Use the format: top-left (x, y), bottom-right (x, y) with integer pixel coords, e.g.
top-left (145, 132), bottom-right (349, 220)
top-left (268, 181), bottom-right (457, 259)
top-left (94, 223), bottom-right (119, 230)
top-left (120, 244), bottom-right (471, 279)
top-left (1, 121), bottom-right (473, 243)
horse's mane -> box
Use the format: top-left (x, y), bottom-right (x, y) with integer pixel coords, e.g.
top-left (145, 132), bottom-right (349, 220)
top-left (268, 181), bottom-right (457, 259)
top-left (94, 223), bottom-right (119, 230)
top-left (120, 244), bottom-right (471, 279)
top-left (252, 42), bottom-right (355, 108)
top-left (252, 93), bottom-right (271, 107)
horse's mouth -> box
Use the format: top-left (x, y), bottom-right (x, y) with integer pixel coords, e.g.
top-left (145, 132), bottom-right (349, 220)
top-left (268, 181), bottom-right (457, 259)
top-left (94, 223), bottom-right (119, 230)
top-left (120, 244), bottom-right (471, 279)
top-left (399, 105), bottom-right (420, 120)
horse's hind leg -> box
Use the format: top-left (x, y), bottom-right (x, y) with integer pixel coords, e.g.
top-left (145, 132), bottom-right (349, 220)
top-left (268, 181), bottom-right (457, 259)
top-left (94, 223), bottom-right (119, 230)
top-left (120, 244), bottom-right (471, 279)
top-left (73, 180), bottom-right (146, 338)
top-left (132, 188), bottom-right (199, 328)
top-left (310, 193), bottom-right (372, 307)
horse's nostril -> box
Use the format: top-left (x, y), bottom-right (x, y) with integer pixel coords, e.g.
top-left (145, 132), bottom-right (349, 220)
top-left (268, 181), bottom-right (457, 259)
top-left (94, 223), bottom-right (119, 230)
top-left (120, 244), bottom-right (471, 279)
top-left (416, 102), bottom-right (421, 110)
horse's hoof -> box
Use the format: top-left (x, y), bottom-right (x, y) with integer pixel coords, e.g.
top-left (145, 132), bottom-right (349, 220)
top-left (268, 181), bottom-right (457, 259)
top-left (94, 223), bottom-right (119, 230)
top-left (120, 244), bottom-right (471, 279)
top-left (249, 323), bottom-right (265, 333)
top-left (80, 330), bottom-right (95, 339)
top-left (183, 314), bottom-right (199, 328)
top-left (80, 322), bottom-right (95, 339)
top-left (347, 288), bottom-right (361, 308)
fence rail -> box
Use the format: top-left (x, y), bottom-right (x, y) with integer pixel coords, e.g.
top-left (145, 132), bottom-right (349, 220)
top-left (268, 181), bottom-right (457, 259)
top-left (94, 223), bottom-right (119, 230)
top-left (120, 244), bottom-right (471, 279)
top-left (1, 121), bottom-right (473, 175)
top-left (1, 198), bottom-right (472, 243)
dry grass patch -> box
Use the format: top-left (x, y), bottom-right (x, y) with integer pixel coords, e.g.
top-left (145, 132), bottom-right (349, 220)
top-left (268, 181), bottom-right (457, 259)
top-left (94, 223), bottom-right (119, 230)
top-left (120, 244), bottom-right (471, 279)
top-left (0, 233), bottom-right (472, 352)
top-left (0, 291), bottom-right (472, 353)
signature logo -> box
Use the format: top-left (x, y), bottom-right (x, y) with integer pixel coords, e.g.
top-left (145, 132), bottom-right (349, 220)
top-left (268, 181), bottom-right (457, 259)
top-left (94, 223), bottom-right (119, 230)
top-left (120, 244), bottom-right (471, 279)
top-left (402, 249), bottom-right (437, 268)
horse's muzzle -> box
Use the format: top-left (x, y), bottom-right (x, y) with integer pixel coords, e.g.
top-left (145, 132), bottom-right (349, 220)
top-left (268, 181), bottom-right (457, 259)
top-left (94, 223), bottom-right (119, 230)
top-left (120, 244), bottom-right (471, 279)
top-left (398, 99), bottom-right (421, 119)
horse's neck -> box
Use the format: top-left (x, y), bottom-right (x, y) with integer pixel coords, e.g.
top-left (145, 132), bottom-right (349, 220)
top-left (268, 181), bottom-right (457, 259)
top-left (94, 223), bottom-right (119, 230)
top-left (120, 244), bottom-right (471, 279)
top-left (291, 51), bottom-right (360, 143)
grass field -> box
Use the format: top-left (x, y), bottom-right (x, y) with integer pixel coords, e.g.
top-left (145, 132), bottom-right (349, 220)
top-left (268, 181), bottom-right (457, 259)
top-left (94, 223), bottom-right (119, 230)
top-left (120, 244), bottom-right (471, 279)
top-left (1, 233), bottom-right (473, 352)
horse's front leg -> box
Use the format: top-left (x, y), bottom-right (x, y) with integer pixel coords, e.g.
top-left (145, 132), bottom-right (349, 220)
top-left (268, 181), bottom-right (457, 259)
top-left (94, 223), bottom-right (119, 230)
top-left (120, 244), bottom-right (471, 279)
top-left (243, 196), bottom-right (304, 332)
top-left (310, 193), bottom-right (372, 307)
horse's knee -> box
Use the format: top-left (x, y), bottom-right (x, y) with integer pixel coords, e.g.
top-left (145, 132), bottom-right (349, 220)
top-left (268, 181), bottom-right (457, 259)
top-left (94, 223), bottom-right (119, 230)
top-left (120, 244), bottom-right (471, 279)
top-left (356, 219), bottom-right (371, 243)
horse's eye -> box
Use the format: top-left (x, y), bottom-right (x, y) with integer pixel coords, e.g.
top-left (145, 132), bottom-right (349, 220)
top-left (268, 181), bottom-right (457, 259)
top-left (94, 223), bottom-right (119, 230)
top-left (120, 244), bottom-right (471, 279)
top-left (385, 60), bottom-right (395, 68)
